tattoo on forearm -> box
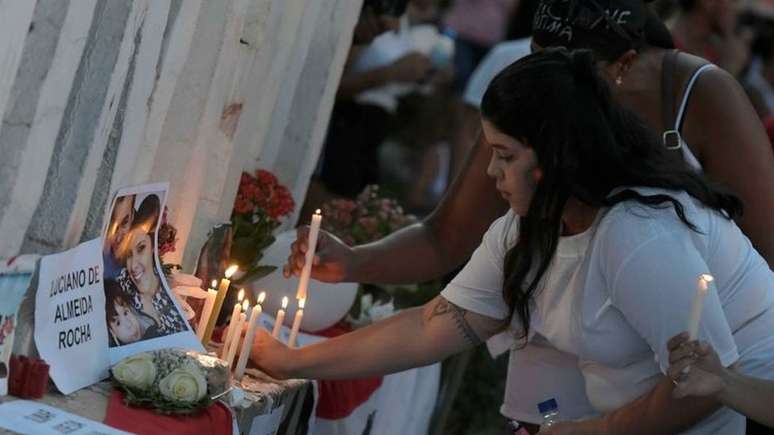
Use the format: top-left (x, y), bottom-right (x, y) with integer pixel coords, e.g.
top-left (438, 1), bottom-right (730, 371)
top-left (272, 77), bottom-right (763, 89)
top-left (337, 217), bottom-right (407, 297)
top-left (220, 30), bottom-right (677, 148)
top-left (429, 299), bottom-right (483, 346)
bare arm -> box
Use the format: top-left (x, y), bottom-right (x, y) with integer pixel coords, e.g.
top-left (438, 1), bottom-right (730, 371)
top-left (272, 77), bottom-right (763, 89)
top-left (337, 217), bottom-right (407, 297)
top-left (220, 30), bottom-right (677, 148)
top-left (716, 370), bottom-right (774, 428)
top-left (286, 134), bottom-right (507, 284)
top-left (250, 296), bottom-right (505, 380)
top-left (689, 67), bottom-right (774, 267)
top-left (353, 134), bottom-right (507, 283)
top-left (542, 378), bottom-right (720, 435)
top-left (337, 50), bottom-right (433, 100)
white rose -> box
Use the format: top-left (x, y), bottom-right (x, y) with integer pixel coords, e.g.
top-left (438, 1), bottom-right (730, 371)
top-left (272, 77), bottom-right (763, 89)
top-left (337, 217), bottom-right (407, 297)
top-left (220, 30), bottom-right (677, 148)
top-left (158, 365), bottom-right (207, 403)
top-left (112, 352), bottom-right (157, 390)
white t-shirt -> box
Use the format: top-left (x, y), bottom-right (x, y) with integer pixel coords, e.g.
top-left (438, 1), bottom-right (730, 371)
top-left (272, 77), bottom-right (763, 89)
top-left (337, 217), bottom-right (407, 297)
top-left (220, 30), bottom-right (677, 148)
top-left (442, 187), bottom-right (774, 433)
top-left (462, 38), bottom-right (532, 109)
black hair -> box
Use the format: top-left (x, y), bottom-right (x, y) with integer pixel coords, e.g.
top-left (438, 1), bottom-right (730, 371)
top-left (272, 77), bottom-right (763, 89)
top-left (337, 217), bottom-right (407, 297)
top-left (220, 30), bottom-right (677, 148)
top-left (133, 194), bottom-right (161, 235)
top-left (507, 0), bottom-right (540, 40)
top-left (480, 48), bottom-right (742, 340)
top-left (363, 0), bottom-right (409, 16)
top-left (105, 279), bottom-right (131, 324)
top-left (116, 194), bottom-right (161, 262)
top-left (678, 0), bottom-right (697, 12)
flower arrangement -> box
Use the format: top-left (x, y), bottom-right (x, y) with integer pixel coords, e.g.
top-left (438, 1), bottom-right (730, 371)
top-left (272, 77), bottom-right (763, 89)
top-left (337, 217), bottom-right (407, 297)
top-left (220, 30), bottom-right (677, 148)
top-left (230, 169), bottom-right (295, 284)
top-left (320, 185), bottom-right (417, 246)
top-left (111, 349), bottom-right (229, 415)
top-left (320, 185), bottom-right (440, 326)
top-left (158, 206), bottom-right (178, 258)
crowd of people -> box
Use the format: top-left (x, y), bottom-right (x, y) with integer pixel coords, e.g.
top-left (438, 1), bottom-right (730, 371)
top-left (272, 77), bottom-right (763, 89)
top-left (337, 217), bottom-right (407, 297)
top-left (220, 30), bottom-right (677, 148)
top-left (253, 0), bottom-right (774, 433)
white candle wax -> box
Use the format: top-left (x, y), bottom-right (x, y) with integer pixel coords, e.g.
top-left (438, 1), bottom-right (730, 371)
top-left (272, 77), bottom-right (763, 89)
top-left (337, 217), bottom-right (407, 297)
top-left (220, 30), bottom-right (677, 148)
top-left (203, 265), bottom-right (238, 345)
top-left (296, 210), bottom-right (322, 300)
top-left (226, 300), bottom-right (249, 368)
top-left (688, 274), bottom-right (714, 340)
top-left (221, 289), bottom-right (245, 358)
top-left (235, 292), bottom-right (266, 379)
top-left (196, 283), bottom-right (218, 341)
top-left (272, 296), bottom-right (289, 339)
top-left (288, 298), bottom-right (305, 348)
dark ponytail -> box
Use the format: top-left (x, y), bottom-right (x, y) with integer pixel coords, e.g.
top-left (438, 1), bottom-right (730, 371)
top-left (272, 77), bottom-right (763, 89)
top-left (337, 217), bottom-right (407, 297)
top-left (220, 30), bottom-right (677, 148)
top-left (481, 49), bottom-right (741, 341)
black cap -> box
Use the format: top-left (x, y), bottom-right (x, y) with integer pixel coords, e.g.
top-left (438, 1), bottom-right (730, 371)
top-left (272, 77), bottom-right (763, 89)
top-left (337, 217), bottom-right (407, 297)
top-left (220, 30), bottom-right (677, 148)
top-left (532, 0), bottom-right (672, 58)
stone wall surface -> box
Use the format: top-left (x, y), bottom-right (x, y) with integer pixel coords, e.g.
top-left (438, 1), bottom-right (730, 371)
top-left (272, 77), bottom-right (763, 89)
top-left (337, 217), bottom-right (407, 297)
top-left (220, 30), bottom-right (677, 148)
top-left (0, 0), bottom-right (361, 270)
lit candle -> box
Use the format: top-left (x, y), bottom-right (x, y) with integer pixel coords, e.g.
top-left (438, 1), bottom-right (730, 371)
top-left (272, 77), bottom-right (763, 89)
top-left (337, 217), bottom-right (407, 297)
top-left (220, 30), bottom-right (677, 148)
top-left (220, 289), bottom-right (245, 358)
top-left (235, 292), bottom-right (266, 379)
top-left (202, 265), bottom-right (238, 346)
top-left (272, 296), bottom-right (288, 339)
top-left (196, 281), bottom-right (219, 342)
top-left (296, 210), bottom-right (322, 300)
top-left (688, 274), bottom-right (714, 340)
top-left (226, 299), bottom-right (249, 368)
top-left (288, 298), bottom-right (305, 348)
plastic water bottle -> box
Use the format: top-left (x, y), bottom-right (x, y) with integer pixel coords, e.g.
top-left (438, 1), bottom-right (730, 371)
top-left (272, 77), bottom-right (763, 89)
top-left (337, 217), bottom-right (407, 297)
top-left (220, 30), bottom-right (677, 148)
top-left (538, 398), bottom-right (561, 428)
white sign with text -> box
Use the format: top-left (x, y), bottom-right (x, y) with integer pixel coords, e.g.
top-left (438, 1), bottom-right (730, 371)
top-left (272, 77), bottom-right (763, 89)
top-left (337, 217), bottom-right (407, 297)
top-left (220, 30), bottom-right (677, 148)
top-left (35, 238), bottom-right (110, 394)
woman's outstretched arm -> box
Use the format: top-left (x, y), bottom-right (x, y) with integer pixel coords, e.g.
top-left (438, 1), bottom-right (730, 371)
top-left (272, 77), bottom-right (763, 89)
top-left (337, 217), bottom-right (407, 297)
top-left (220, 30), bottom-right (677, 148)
top-left (250, 295), bottom-right (506, 380)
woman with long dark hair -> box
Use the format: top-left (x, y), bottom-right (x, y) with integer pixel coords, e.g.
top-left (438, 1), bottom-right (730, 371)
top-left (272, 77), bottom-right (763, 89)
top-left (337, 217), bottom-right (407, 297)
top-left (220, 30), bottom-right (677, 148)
top-left (258, 49), bottom-right (774, 433)
top-left (116, 195), bottom-right (187, 336)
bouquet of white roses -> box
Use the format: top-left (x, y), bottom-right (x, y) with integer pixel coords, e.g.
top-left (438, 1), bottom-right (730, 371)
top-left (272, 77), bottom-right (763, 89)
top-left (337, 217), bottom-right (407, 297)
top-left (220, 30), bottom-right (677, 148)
top-left (111, 349), bottom-right (230, 414)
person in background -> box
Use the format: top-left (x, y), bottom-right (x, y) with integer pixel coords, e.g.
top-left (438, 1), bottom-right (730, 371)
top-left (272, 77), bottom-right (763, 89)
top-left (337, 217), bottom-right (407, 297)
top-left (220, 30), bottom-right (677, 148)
top-left (667, 332), bottom-right (774, 429)
top-left (740, 10), bottom-right (774, 118)
top-left (317, 0), bottom-right (434, 199)
top-left (448, 0), bottom-right (537, 180)
top-left (670, 0), bottom-right (752, 76)
top-left (443, 0), bottom-right (517, 91)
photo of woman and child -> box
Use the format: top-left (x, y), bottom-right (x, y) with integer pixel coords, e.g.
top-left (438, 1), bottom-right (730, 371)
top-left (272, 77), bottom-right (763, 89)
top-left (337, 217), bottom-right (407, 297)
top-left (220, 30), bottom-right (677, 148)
top-left (102, 190), bottom-right (187, 348)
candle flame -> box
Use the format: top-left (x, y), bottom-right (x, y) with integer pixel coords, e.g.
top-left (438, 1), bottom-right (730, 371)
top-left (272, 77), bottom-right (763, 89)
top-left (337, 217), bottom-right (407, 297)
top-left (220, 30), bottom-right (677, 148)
top-left (242, 300), bottom-right (250, 311)
top-left (699, 273), bottom-right (714, 283)
top-left (211, 280), bottom-right (217, 288)
top-left (298, 298), bottom-right (306, 309)
top-left (225, 265), bottom-right (239, 279)
top-left (281, 296), bottom-right (289, 309)
top-left (314, 209), bottom-right (321, 215)
top-left (237, 289), bottom-right (245, 301)
top-left (257, 291), bottom-right (266, 304)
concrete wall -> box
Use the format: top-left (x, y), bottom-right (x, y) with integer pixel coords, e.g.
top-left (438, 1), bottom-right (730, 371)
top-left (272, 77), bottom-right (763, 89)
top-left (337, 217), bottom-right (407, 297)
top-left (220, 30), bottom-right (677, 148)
top-left (0, 0), bottom-right (361, 270)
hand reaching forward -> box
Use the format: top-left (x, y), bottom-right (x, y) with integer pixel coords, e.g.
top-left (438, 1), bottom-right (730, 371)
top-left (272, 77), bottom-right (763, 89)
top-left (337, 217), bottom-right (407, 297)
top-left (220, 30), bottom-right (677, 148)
top-left (249, 328), bottom-right (294, 380)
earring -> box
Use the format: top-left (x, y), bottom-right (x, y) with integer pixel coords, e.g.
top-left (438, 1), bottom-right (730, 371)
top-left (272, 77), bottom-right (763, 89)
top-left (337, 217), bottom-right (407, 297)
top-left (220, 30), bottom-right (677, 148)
top-left (615, 75), bottom-right (623, 86)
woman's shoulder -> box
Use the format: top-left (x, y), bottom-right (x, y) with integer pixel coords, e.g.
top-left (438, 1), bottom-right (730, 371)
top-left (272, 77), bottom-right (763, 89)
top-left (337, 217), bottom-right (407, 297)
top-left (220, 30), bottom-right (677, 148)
top-left (484, 210), bottom-right (519, 246)
top-left (598, 187), bottom-right (704, 245)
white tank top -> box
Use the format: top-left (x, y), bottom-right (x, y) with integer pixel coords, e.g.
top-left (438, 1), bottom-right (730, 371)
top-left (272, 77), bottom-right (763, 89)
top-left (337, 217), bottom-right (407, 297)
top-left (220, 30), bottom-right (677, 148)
top-left (671, 64), bottom-right (715, 171)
